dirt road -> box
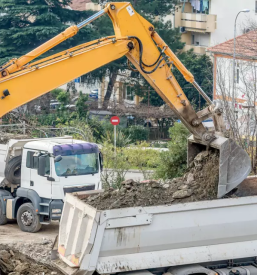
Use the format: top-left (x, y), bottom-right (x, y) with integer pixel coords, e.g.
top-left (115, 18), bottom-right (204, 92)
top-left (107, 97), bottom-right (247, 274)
top-left (0, 221), bottom-right (59, 244)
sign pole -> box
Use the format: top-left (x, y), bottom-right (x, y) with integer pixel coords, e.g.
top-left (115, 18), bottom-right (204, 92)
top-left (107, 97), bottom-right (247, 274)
top-left (110, 116), bottom-right (120, 157)
top-left (114, 124), bottom-right (116, 156)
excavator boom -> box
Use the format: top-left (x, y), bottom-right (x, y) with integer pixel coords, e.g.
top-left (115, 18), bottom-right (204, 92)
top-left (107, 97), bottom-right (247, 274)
top-left (0, 2), bottom-right (251, 197)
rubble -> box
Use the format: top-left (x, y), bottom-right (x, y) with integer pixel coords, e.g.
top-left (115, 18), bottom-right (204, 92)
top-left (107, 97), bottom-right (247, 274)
top-left (83, 150), bottom-right (220, 210)
top-left (0, 245), bottom-right (61, 275)
top-left (8, 238), bottom-right (54, 266)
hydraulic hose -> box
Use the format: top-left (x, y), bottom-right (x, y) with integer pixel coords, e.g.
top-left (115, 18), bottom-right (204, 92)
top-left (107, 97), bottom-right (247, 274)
top-left (128, 36), bottom-right (165, 75)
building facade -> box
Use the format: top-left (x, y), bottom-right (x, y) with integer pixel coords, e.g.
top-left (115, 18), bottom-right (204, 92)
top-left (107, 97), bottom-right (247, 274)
top-left (175, 0), bottom-right (257, 54)
top-left (208, 30), bottom-right (257, 134)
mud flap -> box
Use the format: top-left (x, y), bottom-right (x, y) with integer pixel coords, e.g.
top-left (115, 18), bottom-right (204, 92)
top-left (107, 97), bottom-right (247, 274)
top-left (51, 235), bottom-right (58, 261)
top-left (51, 235), bottom-right (79, 275)
top-left (188, 135), bottom-right (251, 198)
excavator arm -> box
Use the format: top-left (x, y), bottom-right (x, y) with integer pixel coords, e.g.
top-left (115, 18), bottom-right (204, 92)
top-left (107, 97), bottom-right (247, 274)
top-left (0, 2), bottom-right (251, 197)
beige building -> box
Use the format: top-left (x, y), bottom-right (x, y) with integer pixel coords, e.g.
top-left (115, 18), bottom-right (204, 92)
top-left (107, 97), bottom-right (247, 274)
top-left (175, 0), bottom-right (257, 54)
top-left (69, 0), bottom-right (101, 11)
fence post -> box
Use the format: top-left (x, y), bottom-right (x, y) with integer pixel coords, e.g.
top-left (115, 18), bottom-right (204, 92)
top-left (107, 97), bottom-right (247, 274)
top-left (23, 121), bottom-right (26, 135)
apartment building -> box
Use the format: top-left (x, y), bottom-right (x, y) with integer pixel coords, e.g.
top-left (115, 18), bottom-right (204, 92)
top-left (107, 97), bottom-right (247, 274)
top-left (175, 0), bottom-right (257, 54)
top-left (69, 0), bottom-right (101, 11)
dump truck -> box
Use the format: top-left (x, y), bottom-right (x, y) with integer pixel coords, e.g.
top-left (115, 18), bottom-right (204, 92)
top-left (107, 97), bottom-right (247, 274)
top-left (0, 137), bottom-right (102, 232)
top-left (51, 189), bottom-right (257, 275)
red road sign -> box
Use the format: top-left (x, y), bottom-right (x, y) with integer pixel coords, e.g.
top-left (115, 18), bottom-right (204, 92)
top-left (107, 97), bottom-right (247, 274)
top-left (110, 116), bottom-right (120, 126)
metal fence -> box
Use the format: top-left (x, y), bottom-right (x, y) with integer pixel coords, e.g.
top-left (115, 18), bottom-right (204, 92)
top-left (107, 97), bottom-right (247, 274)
top-left (0, 122), bottom-right (26, 134)
top-left (0, 123), bottom-right (89, 140)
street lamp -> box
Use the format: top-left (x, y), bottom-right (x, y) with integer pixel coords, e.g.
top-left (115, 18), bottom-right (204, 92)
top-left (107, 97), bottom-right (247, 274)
top-left (232, 9), bottom-right (250, 112)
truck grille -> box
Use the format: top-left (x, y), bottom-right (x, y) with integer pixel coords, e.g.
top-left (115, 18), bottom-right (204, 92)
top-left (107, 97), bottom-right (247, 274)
top-left (63, 185), bottom-right (95, 194)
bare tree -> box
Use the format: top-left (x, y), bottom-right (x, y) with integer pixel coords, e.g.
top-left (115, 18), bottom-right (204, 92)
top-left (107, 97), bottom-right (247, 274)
top-left (216, 55), bottom-right (257, 172)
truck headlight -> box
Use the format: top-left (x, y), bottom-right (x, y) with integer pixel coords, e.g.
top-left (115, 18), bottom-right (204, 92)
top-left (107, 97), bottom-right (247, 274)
top-left (52, 209), bottom-right (62, 213)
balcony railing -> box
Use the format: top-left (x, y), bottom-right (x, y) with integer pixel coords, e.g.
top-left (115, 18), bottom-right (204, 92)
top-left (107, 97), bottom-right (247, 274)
top-left (184, 45), bottom-right (207, 54)
top-left (176, 12), bottom-right (217, 32)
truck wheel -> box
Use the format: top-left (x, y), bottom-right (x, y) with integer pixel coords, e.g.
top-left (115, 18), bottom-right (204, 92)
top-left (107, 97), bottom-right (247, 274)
top-left (5, 156), bottom-right (22, 185)
top-left (17, 203), bottom-right (42, 233)
top-left (0, 204), bottom-right (7, 225)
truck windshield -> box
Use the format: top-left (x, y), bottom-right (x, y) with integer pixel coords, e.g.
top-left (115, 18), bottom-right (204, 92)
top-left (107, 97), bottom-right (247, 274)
top-left (55, 153), bottom-right (99, 177)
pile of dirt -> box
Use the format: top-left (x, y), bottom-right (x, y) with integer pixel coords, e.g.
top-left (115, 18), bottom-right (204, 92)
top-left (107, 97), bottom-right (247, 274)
top-left (0, 246), bottom-right (61, 275)
top-left (85, 150), bottom-right (220, 210)
top-left (8, 238), bottom-right (54, 266)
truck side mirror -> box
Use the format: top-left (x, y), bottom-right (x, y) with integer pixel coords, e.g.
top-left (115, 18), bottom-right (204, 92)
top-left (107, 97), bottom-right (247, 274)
top-left (54, 155), bottom-right (62, 163)
top-left (38, 155), bottom-right (46, 176)
top-left (99, 152), bottom-right (103, 172)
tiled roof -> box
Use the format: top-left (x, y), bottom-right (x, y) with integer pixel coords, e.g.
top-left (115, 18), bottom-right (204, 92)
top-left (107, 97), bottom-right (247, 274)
top-left (70, 0), bottom-right (91, 11)
top-left (207, 30), bottom-right (257, 59)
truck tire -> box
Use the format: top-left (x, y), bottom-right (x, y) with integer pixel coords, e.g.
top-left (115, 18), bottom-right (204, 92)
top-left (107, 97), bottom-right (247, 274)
top-left (17, 203), bottom-right (42, 233)
top-left (5, 156), bottom-right (22, 185)
top-left (0, 204), bottom-right (7, 225)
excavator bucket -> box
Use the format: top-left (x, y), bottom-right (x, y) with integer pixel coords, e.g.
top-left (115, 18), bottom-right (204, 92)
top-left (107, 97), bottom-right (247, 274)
top-left (188, 135), bottom-right (251, 198)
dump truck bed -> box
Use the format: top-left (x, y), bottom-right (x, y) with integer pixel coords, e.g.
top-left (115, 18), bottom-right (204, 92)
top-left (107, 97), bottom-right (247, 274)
top-left (54, 191), bottom-right (257, 275)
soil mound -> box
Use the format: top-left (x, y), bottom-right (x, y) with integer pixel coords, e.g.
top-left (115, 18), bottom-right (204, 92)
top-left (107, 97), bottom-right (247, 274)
top-left (0, 246), bottom-right (61, 275)
top-left (85, 150), bottom-right (220, 210)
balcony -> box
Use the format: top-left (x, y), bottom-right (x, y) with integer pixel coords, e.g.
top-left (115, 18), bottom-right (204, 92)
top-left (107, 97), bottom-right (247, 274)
top-left (175, 12), bottom-right (217, 33)
top-left (184, 45), bottom-right (207, 54)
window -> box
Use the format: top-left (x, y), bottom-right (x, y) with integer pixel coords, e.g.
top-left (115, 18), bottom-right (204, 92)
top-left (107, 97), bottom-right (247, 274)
top-left (255, 1), bottom-right (257, 13)
top-left (237, 67), bottom-right (240, 84)
top-left (55, 153), bottom-right (99, 177)
top-left (126, 86), bottom-right (135, 101)
top-left (26, 151), bottom-right (50, 175)
top-left (192, 34), bottom-right (195, 45)
top-left (26, 151), bottom-right (38, 169)
top-left (45, 156), bottom-right (50, 175)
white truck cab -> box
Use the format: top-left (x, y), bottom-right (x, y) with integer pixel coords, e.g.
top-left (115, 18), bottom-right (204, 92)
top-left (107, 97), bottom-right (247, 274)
top-left (0, 137), bottom-right (102, 233)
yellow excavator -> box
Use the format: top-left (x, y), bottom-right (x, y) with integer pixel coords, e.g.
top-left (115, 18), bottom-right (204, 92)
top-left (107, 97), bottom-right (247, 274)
top-left (0, 2), bottom-right (251, 198)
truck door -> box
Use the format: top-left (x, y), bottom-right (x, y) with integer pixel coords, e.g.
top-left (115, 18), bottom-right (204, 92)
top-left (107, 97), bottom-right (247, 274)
top-left (27, 151), bottom-right (52, 199)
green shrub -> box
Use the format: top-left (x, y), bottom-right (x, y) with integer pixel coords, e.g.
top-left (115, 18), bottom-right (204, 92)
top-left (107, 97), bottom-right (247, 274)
top-left (88, 117), bottom-right (105, 143)
top-left (124, 125), bottom-right (149, 143)
top-left (101, 130), bottom-right (132, 147)
top-left (51, 88), bottom-right (65, 99)
top-left (154, 123), bottom-right (189, 180)
top-left (101, 142), bottom-right (131, 189)
top-left (128, 142), bottom-right (159, 179)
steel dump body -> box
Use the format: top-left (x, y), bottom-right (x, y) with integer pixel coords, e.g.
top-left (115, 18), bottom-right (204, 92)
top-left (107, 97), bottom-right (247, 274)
top-left (57, 193), bottom-right (257, 275)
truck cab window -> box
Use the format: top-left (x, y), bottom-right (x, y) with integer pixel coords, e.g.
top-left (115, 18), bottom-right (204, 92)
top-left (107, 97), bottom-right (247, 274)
top-left (55, 153), bottom-right (98, 177)
top-left (45, 155), bottom-right (50, 175)
top-left (26, 151), bottom-right (36, 168)
top-left (27, 151), bottom-right (49, 175)
top-left (33, 156), bottom-right (38, 169)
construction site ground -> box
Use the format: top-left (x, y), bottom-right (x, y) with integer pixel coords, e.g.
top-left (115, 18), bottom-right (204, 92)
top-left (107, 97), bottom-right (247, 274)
top-left (0, 222), bottom-right (59, 274)
top-left (0, 221), bottom-right (58, 244)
